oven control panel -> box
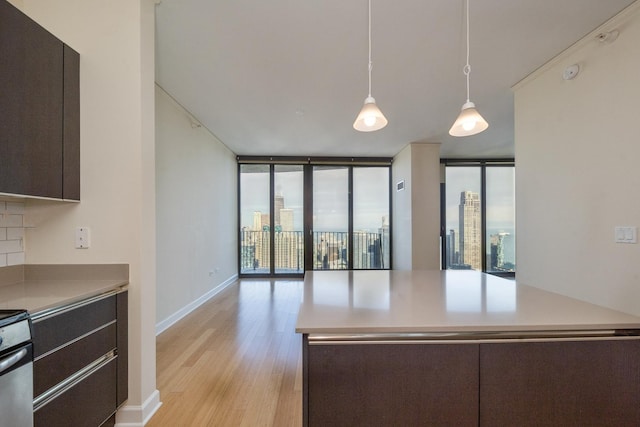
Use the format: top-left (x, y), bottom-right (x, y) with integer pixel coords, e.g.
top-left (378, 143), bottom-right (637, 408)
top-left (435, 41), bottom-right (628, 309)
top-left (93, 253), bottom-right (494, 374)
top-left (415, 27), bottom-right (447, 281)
top-left (0, 311), bottom-right (32, 353)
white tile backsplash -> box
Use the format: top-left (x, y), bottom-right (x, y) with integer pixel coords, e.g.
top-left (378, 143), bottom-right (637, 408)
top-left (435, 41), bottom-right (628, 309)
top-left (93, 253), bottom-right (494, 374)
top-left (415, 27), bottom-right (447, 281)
top-left (7, 252), bottom-right (24, 266)
top-left (6, 227), bottom-right (24, 240)
top-left (0, 240), bottom-right (22, 253)
top-left (0, 214), bottom-right (23, 228)
top-left (0, 201), bottom-right (25, 265)
top-left (5, 202), bottom-right (25, 214)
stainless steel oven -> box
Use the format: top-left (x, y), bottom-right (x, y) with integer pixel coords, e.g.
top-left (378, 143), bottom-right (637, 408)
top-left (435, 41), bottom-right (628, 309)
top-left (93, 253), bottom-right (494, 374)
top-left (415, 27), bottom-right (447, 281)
top-left (0, 310), bottom-right (34, 427)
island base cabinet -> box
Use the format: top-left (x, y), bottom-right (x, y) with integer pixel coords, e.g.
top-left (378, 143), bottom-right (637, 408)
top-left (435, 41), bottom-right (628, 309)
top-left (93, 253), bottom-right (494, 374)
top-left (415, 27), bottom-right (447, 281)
top-left (479, 339), bottom-right (640, 427)
top-left (304, 337), bottom-right (479, 427)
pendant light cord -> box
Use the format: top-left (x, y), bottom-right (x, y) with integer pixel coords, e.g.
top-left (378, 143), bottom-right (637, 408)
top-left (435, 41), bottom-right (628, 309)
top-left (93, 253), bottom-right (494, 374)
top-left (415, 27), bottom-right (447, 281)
top-left (463, 0), bottom-right (471, 103)
top-left (368, 0), bottom-right (373, 98)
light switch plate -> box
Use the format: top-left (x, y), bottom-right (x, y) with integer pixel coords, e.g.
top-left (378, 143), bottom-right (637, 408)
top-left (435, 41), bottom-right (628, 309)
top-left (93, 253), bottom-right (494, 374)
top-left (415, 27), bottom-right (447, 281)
top-left (614, 226), bottom-right (637, 244)
top-left (75, 227), bottom-right (90, 249)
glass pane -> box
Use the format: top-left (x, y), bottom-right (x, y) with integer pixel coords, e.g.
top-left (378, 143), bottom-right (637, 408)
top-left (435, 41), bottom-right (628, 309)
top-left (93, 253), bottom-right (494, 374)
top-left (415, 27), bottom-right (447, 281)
top-left (239, 164), bottom-right (271, 274)
top-left (486, 167), bottom-right (516, 273)
top-left (445, 167), bottom-right (482, 271)
top-left (313, 166), bottom-right (348, 270)
top-left (274, 165), bottom-right (304, 274)
top-left (353, 167), bottom-right (390, 269)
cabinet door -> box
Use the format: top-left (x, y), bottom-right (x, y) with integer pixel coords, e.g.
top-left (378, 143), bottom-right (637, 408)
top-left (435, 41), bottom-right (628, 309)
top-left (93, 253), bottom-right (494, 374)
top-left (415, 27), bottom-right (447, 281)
top-left (305, 340), bottom-right (479, 426)
top-left (480, 340), bottom-right (640, 426)
top-left (34, 357), bottom-right (117, 427)
top-left (63, 44), bottom-right (80, 200)
top-left (32, 295), bottom-right (117, 358)
top-left (34, 323), bottom-right (117, 397)
top-left (0, 0), bottom-right (64, 199)
top-left (116, 291), bottom-right (129, 407)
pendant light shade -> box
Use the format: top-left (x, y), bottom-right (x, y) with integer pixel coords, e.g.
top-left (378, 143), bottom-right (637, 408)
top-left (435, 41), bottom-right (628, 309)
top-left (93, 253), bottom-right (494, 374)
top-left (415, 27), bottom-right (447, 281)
top-left (449, 0), bottom-right (488, 137)
top-left (354, 96), bottom-right (388, 132)
top-left (449, 101), bottom-right (488, 137)
top-left (354, 0), bottom-right (387, 132)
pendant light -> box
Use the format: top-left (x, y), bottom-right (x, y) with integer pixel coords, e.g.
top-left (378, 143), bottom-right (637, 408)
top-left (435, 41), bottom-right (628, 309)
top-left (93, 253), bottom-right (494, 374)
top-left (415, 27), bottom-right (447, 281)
top-left (353, 0), bottom-right (388, 132)
top-left (449, 0), bottom-right (488, 137)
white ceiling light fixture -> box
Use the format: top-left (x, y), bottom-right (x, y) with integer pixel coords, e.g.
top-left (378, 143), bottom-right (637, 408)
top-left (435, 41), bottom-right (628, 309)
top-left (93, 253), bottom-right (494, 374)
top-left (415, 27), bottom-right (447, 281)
top-left (449, 0), bottom-right (488, 137)
top-left (353, 0), bottom-right (388, 132)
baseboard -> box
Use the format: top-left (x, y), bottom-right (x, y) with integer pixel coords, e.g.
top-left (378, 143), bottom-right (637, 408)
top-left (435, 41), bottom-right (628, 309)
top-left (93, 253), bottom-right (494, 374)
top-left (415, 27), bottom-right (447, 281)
top-left (155, 274), bottom-right (238, 336)
top-left (115, 389), bottom-right (162, 427)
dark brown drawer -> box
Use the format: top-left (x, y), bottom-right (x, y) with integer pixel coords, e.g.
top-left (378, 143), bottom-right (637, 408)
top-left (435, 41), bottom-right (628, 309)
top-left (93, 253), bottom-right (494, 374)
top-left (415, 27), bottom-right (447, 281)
top-left (34, 357), bottom-right (117, 427)
top-left (32, 295), bottom-right (116, 358)
top-left (34, 323), bottom-right (116, 397)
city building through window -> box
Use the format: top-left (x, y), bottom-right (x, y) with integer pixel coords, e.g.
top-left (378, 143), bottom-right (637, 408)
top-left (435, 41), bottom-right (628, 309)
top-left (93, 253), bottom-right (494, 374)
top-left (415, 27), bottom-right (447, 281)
top-left (442, 160), bottom-right (516, 276)
top-left (238, 158), bottom-right (391, 277)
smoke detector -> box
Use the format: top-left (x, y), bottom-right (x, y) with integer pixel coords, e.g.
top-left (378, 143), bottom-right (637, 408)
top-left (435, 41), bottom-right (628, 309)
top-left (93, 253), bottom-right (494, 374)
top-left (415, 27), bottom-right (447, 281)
top-left (596, 30), bottom-right (619, 43)
top-left (562, 64), bottom-right (580, 81)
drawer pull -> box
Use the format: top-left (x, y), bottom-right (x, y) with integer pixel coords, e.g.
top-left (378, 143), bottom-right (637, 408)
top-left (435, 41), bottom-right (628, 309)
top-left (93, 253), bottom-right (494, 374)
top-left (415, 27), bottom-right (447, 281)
top-left (0, 348), bottom-right (27, 374)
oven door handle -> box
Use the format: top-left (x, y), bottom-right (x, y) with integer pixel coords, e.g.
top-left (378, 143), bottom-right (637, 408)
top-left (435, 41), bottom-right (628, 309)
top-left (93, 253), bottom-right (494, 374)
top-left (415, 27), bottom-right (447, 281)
top-left (0, 348), bottom-right (28, 374)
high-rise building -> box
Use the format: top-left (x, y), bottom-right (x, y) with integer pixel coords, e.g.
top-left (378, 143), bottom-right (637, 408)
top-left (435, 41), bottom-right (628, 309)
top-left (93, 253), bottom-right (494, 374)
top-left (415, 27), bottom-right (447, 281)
top-left (274, 194), bottom-right (284, 226)
top-left (251, 211), bottom-right (270, 271)
top-left (379, 215), bottom-right (390, 269)
top-left (447, 229), bottom-right (460, 267)
top-left (274, 230), bottom-right (303, 272)
top-left (459, 191), bottom-right (481, 271)
top-left (260, 213), bottom-right (270, 231)
top-left (490, 232), bottom-right (510, 271)
top-left (274, 206), bottom-right (303, 272)
top-left (280, 208), bottom-right (294, 232)
top-left (253, 211), bottom-right (262, 231)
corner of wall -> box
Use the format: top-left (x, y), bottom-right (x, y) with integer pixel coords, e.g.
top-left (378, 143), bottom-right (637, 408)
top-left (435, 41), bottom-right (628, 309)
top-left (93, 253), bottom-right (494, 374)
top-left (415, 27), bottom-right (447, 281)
top-left (392, 143), bottom-right (441, 271)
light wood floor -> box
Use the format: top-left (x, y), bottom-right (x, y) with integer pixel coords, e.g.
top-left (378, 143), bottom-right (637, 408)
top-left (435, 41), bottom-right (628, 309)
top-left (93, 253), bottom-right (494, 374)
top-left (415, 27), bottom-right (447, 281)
top-left (147, 279), bottom-right (304, 427)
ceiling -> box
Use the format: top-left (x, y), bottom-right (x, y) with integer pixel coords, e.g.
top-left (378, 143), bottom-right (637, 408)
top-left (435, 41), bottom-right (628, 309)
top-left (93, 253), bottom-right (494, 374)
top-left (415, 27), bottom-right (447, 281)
top-left (154, 0), bottom-right (635, 159)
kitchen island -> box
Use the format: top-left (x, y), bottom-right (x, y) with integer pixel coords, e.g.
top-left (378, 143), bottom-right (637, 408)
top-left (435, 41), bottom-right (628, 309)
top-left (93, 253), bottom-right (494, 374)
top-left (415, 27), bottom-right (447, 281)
top-left (296, 270), bottom-right (640, 426)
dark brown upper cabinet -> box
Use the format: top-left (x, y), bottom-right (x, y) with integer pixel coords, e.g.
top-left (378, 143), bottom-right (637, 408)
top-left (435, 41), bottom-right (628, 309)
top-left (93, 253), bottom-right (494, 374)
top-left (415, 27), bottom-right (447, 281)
top-left (0, 0), bottom-right (80, 200)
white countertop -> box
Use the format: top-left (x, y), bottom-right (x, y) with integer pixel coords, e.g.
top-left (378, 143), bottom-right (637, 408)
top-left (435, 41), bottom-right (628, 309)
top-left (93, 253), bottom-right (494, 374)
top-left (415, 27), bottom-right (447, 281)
top-left (295, 270), bottom-right (640, 334)
top-left (0, 278), bottom-right (128, 314)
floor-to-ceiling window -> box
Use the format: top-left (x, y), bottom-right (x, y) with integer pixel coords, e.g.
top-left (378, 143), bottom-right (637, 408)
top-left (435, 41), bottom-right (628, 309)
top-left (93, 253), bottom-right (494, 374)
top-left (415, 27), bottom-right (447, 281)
top-left (353, 167), bottom-right (390, 269)
top-left (442, 160), bottom-right (515, 277)
top-left (312, 166), bottom-right (349, 270)
top-left (274, 165), bottom-right (304, 274)
top-left (239, 164), bottom-right (271, 274)
top-left (238, 158), bottom-right (392, 277)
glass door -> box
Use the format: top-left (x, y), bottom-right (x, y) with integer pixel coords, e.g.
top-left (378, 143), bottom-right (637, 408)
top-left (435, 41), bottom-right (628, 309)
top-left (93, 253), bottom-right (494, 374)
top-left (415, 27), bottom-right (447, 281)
top-left (312, 166), bottom-right (349, 270)
top-left (239, 160), bottom-right (392, 276)
top-left (444, 167), bottom-right (482, 270)
top-left (239, 164), bottom-right (271, 275)
top-left (442, 161), bottom-right (516, 276)
top-left (353, 167), bottom-right (390, 269)
top-left (274, 165), bottom-right (304, 274)
top-left (485, 167), bottom-right (516, 273)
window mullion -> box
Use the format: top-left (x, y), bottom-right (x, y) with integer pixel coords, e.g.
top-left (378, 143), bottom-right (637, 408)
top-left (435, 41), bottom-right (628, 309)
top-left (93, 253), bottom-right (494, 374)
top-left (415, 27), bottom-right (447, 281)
top-left (348, 167), bottom-right (354, 270)
top-left (480, 164), bottom-right (487, 272)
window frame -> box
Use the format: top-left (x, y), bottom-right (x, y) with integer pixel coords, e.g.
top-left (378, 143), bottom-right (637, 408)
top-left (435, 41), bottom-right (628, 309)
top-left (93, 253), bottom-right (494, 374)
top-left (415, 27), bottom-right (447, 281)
top-left (440, 159), bottom-right (515, 278)
top-left (237, 156), bottom-right (393, 278)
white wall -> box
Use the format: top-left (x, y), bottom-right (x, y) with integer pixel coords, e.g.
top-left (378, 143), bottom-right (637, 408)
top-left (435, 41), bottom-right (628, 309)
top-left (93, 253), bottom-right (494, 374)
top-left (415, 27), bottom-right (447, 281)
top-left (392, 146), bottom-right (412, 270)
top-left (155, 86), bottom-right (238, 332)
top-left (392, 143), bottom-right (441, 270)
top-left (13, 0), bottom-right (159, 424)
top-left (514, 3), bottom-right (640, 316)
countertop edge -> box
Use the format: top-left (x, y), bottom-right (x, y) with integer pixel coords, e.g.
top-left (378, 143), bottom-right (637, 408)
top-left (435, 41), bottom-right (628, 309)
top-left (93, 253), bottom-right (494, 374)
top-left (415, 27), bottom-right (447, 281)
top-left (0, 264), bottom-right (130, 314)
top-left (29, 280), bottom-right (129, 317)
top-left (295, 322), bottom-right (640, 335)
